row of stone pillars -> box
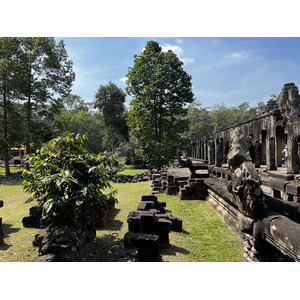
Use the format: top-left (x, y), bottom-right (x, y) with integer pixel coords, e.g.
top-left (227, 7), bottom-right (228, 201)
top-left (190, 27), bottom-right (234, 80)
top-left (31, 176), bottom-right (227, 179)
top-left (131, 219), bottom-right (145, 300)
top-left (187, 139), bottom-right (227, 167)
top-left (267, 135), bottom-right (299, 174)
top-left (187, 135), bottom-right (299, 174)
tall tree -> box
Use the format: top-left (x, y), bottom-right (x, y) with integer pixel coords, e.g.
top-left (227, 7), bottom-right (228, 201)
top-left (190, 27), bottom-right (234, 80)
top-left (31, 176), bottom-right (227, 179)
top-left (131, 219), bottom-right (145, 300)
top-left (126, 40), bottom-right (194, 169)
top-left (94, 81), bottom-right (128, 153)
top-left (187, 100), bottom-right (214, 140)
top-left (0, 37), bottom-right (21, 176)
top-left (18, 37), bottom-right (75, 160)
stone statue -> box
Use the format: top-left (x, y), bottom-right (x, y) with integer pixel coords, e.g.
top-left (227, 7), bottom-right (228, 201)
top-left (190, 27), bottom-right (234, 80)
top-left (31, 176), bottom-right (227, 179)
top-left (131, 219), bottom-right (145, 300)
top-left (227, 128), bottom-right (263, 217)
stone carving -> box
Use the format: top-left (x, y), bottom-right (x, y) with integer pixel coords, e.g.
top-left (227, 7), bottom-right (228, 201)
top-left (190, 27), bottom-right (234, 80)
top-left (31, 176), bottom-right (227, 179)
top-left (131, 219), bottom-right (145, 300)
top-left (227, 128), bottom-right (263, 218)
top-left (278, 83), bottom-right (300, 115)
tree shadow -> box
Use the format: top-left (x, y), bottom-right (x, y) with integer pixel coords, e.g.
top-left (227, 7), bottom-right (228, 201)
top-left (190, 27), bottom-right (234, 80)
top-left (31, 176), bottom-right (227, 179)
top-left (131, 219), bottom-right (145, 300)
top-left (82, 232), bottom-right (123, 262)
top-left (96, 208), bottom-right (123, 231)
top-left (0, 224), bottom-right (21, 250)
top-left (2, 223), bottom-right (20, 237)
top-left (0, 179), bottom-right (23, 186)
top-left (161, 244), bottom-right (190, 259)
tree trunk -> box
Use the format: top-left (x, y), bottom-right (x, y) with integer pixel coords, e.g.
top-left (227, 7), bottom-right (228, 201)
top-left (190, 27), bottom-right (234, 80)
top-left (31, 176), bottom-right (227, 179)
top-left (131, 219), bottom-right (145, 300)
top-left (3, 78), bottom-right (11, 176)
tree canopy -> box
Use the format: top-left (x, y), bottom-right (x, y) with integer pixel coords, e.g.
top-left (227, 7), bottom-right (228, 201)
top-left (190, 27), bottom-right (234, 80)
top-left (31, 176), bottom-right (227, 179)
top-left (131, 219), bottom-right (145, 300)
top-left (126, 40), bottom-right (194, 169)
top-left (94, 81), bottom-right (128, 153)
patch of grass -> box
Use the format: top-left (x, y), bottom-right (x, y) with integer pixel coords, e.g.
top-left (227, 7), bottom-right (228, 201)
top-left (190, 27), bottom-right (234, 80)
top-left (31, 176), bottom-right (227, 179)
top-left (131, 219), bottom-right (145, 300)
top-left (83, 181), bottom-right (244, 262)
top-left (0, 175), bottom-right (243, 262)
top-left (0, 166), bottom-right (25, 175)
top-left (116, 165), bottom-right (148, 176)
top-left (0, 180), bottom-right (39, 262)
top-left (157, 193), bottom-right (243, 262)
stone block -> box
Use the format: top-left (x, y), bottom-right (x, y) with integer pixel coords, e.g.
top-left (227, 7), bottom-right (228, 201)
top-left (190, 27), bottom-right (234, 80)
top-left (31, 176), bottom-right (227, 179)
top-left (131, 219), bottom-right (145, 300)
top-left (124, 232), bottom-right (160, 262)
top-left (33, 254), bottom-right (57, 262)
top-left (22, 215), bottom-right (41, 228)
top-left (141, 195), bottom-right (158, 204)
top-left (286, 183), bottom-right (300, 196)
top-left (137, 201), bottom-right (155, 211)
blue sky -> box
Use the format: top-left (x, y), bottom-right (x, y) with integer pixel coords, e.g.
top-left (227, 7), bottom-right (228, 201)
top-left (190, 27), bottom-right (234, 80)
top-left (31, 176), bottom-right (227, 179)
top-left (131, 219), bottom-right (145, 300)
top-left (56, 37), bottom-right (300, 109)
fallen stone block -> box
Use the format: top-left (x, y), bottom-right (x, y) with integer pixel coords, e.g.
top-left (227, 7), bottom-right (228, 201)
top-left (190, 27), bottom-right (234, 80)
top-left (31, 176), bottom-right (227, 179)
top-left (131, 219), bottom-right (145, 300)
top-left (124, 232), bottom-right (160, 262)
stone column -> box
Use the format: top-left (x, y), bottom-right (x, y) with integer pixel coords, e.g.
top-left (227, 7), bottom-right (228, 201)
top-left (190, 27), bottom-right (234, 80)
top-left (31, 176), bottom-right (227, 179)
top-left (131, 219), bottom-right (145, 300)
top-left (204, 140), bottom-right (208, 161)
top-left (196, 142), bottom-right (200, 159)
top-left (267, 137), bottom-right (277, 171)
top-left (200, 141), bottom-right (204, 160)
top-left (215, 139), bottom-right (222, 167)
top-left (287, 135), bottom-right (299, 174)
top-left (208, 141), bottom-right (215, 165)
top-left (220, 138), bottom-right (225, 163)
top-left (254, 140), bottom-right (261, 168)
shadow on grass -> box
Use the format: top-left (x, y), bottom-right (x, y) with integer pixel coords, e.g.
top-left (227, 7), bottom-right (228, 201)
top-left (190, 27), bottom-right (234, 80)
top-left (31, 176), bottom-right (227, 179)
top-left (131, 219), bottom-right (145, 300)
top-left (2, 223), bottom-right (20, 237)
top-left (161, 244), bottom-right (190, 258)
top-left (96, 208), bottom-right (123, 231)
top-left (0, 179), bottom-right (23, 186)
top-left (83, 208), bottom-right (124, 261)
top-left (83, 233), bottom-right (123, 262)
top-left (0, 224), bottom-right (21, 250)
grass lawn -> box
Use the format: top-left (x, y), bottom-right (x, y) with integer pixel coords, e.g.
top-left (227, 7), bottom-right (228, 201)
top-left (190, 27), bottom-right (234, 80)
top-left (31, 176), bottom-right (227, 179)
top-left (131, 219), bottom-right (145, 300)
top-left (83, 181), bottom-right (243, 262)
top-left (0, 166), bottom-right (244, 262)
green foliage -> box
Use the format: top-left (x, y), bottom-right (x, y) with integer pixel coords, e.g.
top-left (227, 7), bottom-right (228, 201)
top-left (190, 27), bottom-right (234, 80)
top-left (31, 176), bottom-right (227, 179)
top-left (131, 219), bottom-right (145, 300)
top-left (17, 37), bottom-right (75, 155)
top-left (94, 81), bottom-right (129, 153)
top-left (22, 133), bottom-right (117, 227)
top-left (53, 95), bottom-right (105, 154)
top-left (188, 100), bottom-right (267, 139)
top-left (126, 40), bottom-right (194, 169)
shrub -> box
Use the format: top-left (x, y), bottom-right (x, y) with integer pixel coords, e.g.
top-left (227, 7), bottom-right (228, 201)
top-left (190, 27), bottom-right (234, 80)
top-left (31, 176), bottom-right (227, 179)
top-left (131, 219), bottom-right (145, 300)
top-left (22, 133), bottom-right (117, 227)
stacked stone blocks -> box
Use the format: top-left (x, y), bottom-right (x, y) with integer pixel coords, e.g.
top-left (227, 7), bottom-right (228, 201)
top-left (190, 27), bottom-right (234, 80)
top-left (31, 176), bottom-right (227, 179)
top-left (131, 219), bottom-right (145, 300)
top-left (119, 195), bottom-right (182, 262)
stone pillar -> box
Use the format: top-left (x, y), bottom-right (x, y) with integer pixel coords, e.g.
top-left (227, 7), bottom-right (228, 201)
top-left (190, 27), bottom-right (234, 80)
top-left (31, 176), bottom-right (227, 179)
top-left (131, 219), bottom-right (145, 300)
top-left (267, 137), bottom-right (277, 171)
top-left (287, 135), bottom-right (299, 174)
top-left (220, 138), bottom-right (225, 163)
top-left (208, 141), bottom-right (215, 165)
top-left (215, 139), bottom-right (222, 167)
top-left (254, 140), bottom-right (261, 168)
top-left (196, 142), bottom-right (200, 159)
top-left (204, 140), bottom-right (208, 161)
top-left (200, 141), bottom-right (204, 160)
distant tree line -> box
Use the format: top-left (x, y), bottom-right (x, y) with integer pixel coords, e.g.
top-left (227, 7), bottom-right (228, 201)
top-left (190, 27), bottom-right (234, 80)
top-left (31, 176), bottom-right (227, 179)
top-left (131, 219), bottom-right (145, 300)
top-left (187, 100), bottom-right (267, 140)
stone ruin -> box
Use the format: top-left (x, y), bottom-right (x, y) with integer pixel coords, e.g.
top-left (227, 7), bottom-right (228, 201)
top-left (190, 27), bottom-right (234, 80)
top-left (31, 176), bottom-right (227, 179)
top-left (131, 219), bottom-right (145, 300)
top-left (148, 83), bottom-right (300, 262)
top-left (110, 171), bottom-right (151, 184)
top-left (0, 200), bottom-right (4, 245)
top-left (119, 195), bottom-right (182, 262)
top-left (227, 128), bottom-right (263, 218)
top-left (22, 196), bottom-right (116, 261)
top-left (32, 217), bottom-right (96, 262)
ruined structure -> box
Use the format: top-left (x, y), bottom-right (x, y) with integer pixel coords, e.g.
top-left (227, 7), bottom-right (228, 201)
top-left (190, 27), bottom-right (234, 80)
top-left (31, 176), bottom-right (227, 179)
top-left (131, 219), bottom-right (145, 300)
top-left (150, 83), bottom-right (300, 261)
top-left (188, 83), bottom-right (300, 175)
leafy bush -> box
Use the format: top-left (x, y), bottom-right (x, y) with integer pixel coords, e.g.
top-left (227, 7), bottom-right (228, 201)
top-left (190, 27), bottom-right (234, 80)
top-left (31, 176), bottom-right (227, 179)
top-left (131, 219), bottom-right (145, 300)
top-left (22, 133), bottom-right (117, 227)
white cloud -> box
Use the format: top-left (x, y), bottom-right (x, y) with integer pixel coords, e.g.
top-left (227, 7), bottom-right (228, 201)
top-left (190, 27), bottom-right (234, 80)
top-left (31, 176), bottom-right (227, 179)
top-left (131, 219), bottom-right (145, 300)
top-left (161, 44), bottom-right (184, 57)
top-left (176, 38), bottom-right (183, 44)
top-left (225, 51), bottom-right (249, 59)
top-left (181, 57), bottom-right (195, 65)
top-left (120, 77), bottom-right (127, 83)
top-left (161, 44), bottom-right (195, 65)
